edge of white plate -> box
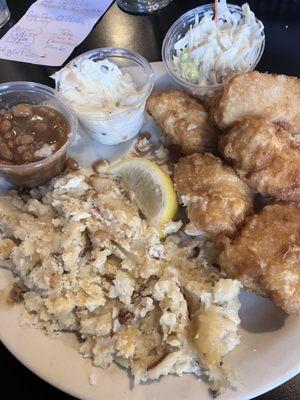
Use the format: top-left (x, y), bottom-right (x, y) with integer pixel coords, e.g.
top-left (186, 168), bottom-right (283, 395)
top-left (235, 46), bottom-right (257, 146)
top-left (2, 330), bottom-right (300, 400)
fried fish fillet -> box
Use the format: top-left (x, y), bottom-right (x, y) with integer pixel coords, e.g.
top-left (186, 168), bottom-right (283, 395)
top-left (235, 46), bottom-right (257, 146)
top-left (218, 203), bottom-right (300, 314)
top-left (213, 71), bottom-right (300, 131)
top-left (146, 90), bottom-right (219, 154)
top-left (173, 153), bottom-right (252, 238)
top-left (219, 117), bottom-right (300, 202)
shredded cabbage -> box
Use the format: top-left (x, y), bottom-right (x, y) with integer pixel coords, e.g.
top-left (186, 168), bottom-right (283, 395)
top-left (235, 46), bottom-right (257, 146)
top-left (173, 1), bottom-right (264, 86)
top-left (52, 58), bottom-right (143, 115)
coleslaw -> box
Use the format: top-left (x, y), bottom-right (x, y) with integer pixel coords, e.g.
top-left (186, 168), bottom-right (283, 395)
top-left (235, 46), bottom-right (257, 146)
top-left (173, 1), bottom-right (264, 86)
top-left (52, 58), bottom-right (144, 115)
top-left (52, 57), bottom-right (149, 145)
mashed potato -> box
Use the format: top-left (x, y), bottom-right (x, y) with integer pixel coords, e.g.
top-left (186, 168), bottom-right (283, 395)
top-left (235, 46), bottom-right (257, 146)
top-left (0, 169), bottom-right (241, 394)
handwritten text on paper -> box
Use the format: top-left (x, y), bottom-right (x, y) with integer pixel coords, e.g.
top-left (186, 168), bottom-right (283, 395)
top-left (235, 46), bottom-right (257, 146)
top-left (0, 0), bottom-right (113, 66)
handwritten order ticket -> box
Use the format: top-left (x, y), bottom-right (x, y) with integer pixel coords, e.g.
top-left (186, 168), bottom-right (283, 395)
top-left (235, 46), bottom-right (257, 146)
top-left (0, 0), bottom-right (113, 66)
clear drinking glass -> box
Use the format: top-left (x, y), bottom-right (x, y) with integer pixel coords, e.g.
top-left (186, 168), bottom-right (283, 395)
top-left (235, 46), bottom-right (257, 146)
top-left (116, 0), bottom-right (174, 14)
top-left (0, 0), bottom-right (10, 28)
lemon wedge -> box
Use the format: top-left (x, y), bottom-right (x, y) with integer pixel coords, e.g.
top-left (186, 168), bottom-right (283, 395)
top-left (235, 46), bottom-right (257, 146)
top-left (109, 157), bottom-right (178, 228)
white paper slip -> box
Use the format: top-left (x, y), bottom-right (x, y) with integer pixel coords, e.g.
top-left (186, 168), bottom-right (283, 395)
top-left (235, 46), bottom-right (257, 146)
top-left (0, 0), bottom-right (113, 66)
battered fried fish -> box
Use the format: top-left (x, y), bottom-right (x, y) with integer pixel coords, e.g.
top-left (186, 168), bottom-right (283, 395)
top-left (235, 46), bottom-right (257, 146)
top-left (219, 117), bottom-right (300, 202)
top-left (146, 90), bottom-right (219, 154)
top-left (174, 153), bottom-right (252, 238)
top-left (213, 71), bottom-right (300, 131)
top-left (218, 203), bottom-right (300, 314)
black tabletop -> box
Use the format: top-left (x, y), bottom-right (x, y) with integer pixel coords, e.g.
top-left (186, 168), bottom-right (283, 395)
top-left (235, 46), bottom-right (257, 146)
top-left (1, 1), bottom-right (300, 399)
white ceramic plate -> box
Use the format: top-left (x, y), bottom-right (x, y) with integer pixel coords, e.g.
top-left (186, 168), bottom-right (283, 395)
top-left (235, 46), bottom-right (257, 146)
top-left (0, 62), bottom-right (300, 400)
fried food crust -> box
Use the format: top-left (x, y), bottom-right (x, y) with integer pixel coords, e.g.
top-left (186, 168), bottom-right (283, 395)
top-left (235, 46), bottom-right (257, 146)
top-left (218, 203), bottom-right (300, 314)
top-left (213, 71), bottom-right (300, 131)
top-left (173, 153), bottom-right (252, 238)
top-left (146, 90), bottom-right (219, 155)
top-left (219, 117), bottom-right (300, 202)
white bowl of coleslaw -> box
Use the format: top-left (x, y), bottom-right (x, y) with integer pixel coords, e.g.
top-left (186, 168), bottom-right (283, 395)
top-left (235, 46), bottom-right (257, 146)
top-left (52, 48), bottom-right (154, 145)
top-left (162, 2), bottom-right (265, 98)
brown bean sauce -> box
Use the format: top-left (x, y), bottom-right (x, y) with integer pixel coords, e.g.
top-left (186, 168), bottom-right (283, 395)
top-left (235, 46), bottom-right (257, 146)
top-left (0, 104), bottom-right (69, 165)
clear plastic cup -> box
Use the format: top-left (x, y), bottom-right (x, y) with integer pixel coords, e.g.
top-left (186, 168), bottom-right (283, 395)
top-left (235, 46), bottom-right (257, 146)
top-left (162, 3), bottom-right (265, 99)
top-left (0, 82), bottom-right (77, 187)
top-left (55, 48), bottom-right (154, 145)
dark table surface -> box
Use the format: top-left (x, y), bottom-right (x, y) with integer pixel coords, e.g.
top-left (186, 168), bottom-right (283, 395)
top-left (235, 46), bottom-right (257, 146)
top-left (1, 0), bottom-right (300, 399)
